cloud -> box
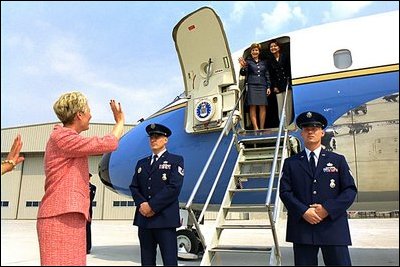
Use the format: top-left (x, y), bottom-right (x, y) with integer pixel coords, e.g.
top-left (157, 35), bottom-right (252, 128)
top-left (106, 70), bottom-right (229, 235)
top-left (255, 2), bottom-right (307, 37)
top-left (229, 1), bottom-right (255, 22)
top-left (2, 27), bottom-right (180, 127)
top-left (322, 1), bottom-right (373, 22)
top-left (43, 35), bottom-right (181, 124)
top-left (4, 34), bottom-right (35, 51)
top-left (46, 37), bottom-right (87, 77)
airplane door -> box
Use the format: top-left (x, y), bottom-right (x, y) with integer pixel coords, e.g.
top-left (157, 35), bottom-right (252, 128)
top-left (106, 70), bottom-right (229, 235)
top-left (173, 7), bottom-right (238, 133)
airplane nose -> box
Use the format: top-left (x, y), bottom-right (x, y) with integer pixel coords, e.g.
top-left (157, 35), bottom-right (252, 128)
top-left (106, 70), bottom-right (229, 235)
top-left (98, 152), bottom-right (117, 192)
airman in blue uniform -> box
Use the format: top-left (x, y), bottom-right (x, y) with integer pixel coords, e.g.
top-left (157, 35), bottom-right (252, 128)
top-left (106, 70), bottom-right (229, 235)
top-left (129, 123), bottom-right (184, 266)
top-left (280, 111), bottom-right (357, 266)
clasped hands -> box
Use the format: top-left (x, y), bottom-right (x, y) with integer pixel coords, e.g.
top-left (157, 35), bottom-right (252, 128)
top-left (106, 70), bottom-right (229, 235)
top-left (139, 202), bottom-right (155, 217)
top-left (302, 203), bottom-right (328, 225)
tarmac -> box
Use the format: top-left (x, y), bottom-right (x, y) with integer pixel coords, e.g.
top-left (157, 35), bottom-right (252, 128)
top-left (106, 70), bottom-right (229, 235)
top-left (1, 217), bottom-right (399, 266)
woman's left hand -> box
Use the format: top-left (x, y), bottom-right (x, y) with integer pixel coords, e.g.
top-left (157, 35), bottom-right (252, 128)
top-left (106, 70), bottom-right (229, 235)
top-left (266, 88), bottom-right (271, 96)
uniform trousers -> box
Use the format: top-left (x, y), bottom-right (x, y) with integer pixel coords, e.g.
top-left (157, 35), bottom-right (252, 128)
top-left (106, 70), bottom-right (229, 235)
top-left (138, 227), bottom-right (178, 266)
top-left (293, 243), bottom-right (352, 266)
top-left (37, 212), bottom-right (86, 266)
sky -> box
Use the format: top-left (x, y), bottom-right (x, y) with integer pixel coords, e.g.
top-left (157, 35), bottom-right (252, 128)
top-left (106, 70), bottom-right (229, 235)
top-left (2, 1), bottom-right (399, 128)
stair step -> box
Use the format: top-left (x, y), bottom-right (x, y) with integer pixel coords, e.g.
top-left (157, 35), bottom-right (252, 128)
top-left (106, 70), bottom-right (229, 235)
top-left (243, 147), bottom-right (278, 153)
top-left (239, 134), bottom-right (283, 142)
top-left (242, 154), bottom-right (282, 160)
top-left (217, 224), bottom-right (272, 230)
top-left (234, 173), bottom-right (278, 178)
top-left (229, 188), bottom-right (271, 193)
top-left (223, 205), bottom-right (270, 212)
top-left (239, 159), bottom-right (270, 164)
top-left (209, 245), bottom-right (272, 253)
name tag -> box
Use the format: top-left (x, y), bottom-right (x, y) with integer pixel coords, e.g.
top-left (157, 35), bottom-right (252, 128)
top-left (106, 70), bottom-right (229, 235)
top-left (159, 163), bottom-right (171, 170)
top-left (323, 166), bottom-right (338, 173)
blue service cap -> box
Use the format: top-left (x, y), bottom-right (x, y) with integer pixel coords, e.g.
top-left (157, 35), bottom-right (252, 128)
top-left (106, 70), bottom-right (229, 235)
top-left (296, 111), bottom-right (327, 129)
top-left (146, 123), bottom-right (172, 137)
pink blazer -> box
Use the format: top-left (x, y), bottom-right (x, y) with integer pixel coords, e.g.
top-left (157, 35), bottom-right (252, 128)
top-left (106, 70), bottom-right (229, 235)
top-left (38, 125), bottom-right (118, 220)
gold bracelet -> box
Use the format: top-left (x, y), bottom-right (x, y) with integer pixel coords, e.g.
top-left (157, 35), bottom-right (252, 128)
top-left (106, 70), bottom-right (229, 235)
top-left (1, 159), bottom-right (16, 168)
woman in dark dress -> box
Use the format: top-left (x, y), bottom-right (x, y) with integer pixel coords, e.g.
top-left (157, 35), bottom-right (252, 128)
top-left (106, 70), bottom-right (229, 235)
top-left (239, 43), bottom-right (271, 130)
top-left (268, 39), bottom-right (293, 126)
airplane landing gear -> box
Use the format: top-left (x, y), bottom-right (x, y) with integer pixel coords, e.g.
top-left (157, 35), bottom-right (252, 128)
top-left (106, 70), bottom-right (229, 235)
top-left (177, 229), bottom-right (203, 260)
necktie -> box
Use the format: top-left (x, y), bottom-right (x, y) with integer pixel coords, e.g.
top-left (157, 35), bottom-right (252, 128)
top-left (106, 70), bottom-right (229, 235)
top-left (309, 151), bottom-right (316, 176)
top-left (151, 154), bottom-right (158, 167)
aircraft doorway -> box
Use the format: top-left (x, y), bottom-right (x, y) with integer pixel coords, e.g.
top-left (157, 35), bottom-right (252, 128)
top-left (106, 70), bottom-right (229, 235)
top-left (239, 37), bottom-right (293, 131)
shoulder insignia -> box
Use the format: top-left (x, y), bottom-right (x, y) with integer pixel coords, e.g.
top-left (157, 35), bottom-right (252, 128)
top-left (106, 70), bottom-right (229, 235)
top-left (178, 166), bottom-right (184, 176)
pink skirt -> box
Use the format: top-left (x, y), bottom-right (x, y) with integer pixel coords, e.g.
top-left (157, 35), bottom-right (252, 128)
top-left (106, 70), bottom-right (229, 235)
top-left (37, 212), bottom-right (86, 266)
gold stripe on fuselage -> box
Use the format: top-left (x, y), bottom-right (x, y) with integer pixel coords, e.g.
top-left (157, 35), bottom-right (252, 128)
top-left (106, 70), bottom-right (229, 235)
top-left (147, 102), bottom-right (187, 119)
top-left (149, 64), bottom-right (399, 119)
top-left (293, 64), bottom-right (399, 85)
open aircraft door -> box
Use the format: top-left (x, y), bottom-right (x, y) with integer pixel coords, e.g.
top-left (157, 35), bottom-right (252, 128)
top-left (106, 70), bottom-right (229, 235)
top-left (173, 7), bottom-right (239, 134)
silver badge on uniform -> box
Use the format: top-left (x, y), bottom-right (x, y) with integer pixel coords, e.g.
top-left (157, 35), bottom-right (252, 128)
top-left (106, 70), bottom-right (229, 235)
top-left (330, 179), bottom-right (336, 188)
top-left (138, 167), bottom-right (142, 173)
top-left (162, 173), bottom-right (167, 181)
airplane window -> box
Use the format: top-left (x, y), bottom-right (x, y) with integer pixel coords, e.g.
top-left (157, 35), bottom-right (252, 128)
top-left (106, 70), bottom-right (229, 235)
top-left (334, 49), bottom-right (352, 69)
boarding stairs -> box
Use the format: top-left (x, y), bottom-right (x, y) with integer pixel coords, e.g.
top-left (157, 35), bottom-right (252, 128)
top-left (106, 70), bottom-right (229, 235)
top-left (183, 82), bottom-right (291, 265)
top-left (200, 135), bottom-right (289, 266)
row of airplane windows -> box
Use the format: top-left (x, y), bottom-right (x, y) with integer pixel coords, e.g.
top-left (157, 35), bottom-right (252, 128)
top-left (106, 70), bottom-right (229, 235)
top-left (0, 201), bottom-right (135, 208)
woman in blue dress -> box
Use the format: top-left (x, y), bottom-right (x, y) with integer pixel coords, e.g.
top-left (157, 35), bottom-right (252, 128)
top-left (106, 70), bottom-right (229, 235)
top-left (239, 43), bottom-right (271, 130)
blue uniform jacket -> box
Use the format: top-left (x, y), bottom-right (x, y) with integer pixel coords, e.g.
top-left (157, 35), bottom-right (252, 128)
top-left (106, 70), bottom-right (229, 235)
top-left (279, 149), bottom-right (357, 245)
top-left (129, 151), bottom-right (184, 229)
top-left (240, 58), bottom-right (271, 87)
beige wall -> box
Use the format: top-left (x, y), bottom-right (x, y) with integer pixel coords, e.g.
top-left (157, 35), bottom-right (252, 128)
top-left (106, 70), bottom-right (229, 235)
top-left (1, 123), bottom-right (137, 220)
top-left (16, 155), bottom-right (45, 219)
top-left (1, 152), bottom-right (137, 220)
top-left (1, 157), bottom-right (23, 219)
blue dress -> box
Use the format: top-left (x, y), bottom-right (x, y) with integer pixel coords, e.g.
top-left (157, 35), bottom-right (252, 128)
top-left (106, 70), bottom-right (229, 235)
top-left (240, 58), bottom-right (271, 105)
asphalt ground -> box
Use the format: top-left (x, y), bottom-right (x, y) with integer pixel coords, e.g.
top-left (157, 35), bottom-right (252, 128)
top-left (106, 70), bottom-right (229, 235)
top-left (1, 218), bottom-right (398, 266)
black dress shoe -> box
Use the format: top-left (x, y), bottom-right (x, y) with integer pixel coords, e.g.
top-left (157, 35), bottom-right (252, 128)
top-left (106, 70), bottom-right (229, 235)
top-left (87, 250), bottom-right (91, 254)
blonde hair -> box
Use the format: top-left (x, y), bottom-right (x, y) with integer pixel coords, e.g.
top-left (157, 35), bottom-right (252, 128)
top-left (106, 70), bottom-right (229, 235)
top-left (53, 91), bottom-right (88, 124)
top-left (250, 43), bottom-right (261, 50)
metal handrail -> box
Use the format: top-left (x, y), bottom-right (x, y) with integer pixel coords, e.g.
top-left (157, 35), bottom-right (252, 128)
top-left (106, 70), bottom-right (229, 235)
top-left (265, 81), bottom-right (290, 206)
top-left (198, 135), bottom-right (235, 223)
top-left (273, 129), bottom-right (289, 222)
top-left (185, 86), bottom-right (246, 209)
top-left (183, 85), bottom-right (246, 252)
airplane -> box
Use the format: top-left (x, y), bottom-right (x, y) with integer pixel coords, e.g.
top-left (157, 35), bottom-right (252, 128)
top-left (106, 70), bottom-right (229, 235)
top-left (98, 7), bottom-right (399, 261)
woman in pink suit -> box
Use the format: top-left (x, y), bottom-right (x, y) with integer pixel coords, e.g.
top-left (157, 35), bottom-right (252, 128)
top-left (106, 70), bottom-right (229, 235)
top-left (37, 91), bottom-right (125, 266)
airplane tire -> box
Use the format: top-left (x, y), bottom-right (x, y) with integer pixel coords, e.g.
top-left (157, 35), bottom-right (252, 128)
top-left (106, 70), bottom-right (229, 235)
top-left (177, 229), bottom-right (199, 254)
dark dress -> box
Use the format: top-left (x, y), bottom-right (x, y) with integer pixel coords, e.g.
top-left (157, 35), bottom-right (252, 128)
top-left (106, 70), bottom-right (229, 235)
top-left (267, 52), bottom-right (291, 93)
top-left (240, 58), bottom-right (271, 106)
